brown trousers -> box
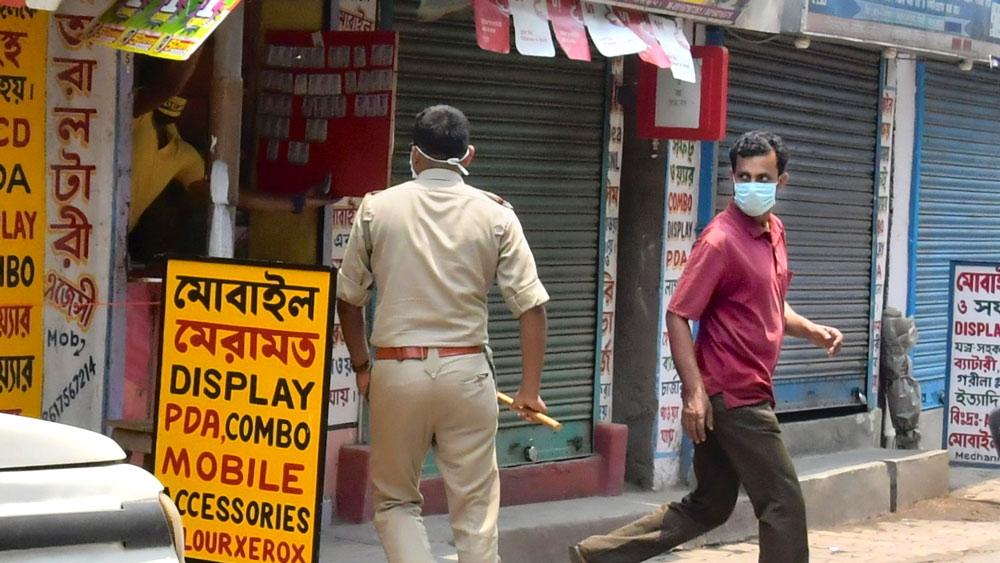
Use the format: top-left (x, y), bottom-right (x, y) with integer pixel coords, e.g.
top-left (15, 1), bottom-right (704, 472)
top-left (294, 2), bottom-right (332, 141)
top-left (577, 396), bottom-right (808, 563)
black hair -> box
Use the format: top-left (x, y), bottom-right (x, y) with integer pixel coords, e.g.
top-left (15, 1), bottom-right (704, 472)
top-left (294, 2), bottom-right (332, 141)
top-left (413, 105), bottom-right (470, 160)
top-left (729, 130), bottom-right (789, 175)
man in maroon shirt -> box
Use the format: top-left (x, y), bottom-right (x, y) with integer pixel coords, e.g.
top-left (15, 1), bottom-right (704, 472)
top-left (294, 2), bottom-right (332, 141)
top-left (571, 131), bottom-right (843, 563)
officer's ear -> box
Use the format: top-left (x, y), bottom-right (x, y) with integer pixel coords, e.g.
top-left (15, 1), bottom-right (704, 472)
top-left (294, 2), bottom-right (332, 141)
top-left (462, 145), bottom-right (475, 167)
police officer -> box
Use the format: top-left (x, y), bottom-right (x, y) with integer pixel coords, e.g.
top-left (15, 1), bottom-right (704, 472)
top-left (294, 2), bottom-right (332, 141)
top-left (337, 105), bottom-right (550, 563)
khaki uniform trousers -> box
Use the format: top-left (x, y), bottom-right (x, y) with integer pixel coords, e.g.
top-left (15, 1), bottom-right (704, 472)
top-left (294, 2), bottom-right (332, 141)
top-left (369, 349), bottom-right (501, 563)
top-left (577, 395), bottom-right (808, 563)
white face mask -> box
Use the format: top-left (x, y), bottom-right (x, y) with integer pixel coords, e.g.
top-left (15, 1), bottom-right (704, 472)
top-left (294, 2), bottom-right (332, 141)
top-left (733, 181), bottom-right (777, 217)
top-left (411, 144), bottom-right (470, 177)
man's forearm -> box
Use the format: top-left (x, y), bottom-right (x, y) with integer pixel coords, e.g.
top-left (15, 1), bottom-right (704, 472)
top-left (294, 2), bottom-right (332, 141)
top-left (518, 305), bottom-right (547, 392)
top-left (667, 312), bottom-right (703, 391)
top-left (784, 301), bottom-right (815, 339)
top-left (336, 300), bottom-right (370, 367)
top-left (236, 189), bottom-right (296, 212)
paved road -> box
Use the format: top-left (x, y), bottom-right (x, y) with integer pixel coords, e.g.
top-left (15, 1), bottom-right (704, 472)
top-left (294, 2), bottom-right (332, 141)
top-left (652, 477), bottom-right (1000, 563)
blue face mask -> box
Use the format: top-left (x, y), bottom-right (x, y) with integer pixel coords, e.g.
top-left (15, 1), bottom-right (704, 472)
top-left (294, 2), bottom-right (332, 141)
top-left (733, 181), bottom-right (777, 217)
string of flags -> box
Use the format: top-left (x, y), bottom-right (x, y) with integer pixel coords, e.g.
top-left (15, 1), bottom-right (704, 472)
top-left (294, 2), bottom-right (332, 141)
top-left (473, 0), bottom-right (696, 83)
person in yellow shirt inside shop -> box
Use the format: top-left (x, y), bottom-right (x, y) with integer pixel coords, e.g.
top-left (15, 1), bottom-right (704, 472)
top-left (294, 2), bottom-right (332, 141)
top-left (129, 95), bottom-right (209, 232)
top-left (128, 47), bottom-right (332, 264)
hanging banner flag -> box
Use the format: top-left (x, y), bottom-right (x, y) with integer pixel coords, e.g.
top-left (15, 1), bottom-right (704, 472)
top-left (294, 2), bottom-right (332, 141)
top-left (474, 0), bottom-right (510, 54)
top-left (547, 0), bottom-right (590, 61)
top-left (614, 8), bottom-right (670, 69)
top-left (86, 0), bottom-right (243, 61)
top-left (649, 15), bottom-right (695, 83)
top-left (581, 1), bottom-right (645, 58)
top-left (509, 0), bottom-right (555, 57)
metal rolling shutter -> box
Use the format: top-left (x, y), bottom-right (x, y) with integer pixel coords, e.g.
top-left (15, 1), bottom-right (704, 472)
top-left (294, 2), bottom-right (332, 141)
top-left (391, 0), bottom-right (607, 466)
top-left (716, 34), bottom-right (878, 412)
top-left (913, 62), bottom-right (1000, 409)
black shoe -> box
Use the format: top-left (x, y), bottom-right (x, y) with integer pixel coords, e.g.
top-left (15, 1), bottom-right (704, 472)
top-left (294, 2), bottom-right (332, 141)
top-left (568, 545), bottom-right (588, 563)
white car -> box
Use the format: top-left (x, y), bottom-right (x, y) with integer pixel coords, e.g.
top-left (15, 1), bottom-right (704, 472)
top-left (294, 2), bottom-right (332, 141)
top-left (0, 414), bottom-right (184, 562)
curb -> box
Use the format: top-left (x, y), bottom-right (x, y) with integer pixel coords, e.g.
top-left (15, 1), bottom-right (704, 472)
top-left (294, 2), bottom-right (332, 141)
top-left (884, 450), bottom-right (950, 511)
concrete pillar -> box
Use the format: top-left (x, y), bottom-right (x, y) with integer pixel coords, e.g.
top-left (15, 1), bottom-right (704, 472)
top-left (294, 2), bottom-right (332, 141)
top-left (612, 57), bottom-right (669, 489)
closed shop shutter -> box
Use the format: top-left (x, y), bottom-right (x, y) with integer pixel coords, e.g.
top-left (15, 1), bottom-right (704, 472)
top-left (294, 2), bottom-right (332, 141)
top-left (390, 0), bottom-right (607, 466)
top-left (913, 61), bottom-right (1000, 409)
top-left (717, 34), bottom-right (879, 412)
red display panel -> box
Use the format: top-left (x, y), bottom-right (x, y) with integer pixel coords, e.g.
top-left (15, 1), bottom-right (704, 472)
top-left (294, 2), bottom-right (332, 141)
top-left (255, 30), bottom-right (397, 197)
top-left (637, 46), bottom-right (728, 141)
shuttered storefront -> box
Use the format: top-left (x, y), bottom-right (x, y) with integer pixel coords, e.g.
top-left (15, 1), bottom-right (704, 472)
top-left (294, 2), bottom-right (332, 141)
top-left (390, 0), bottom-right (607, 466)
top-left (913, 62), bottom-right (1000, 409)
top-left (717, 34), bottom-right (879, 412)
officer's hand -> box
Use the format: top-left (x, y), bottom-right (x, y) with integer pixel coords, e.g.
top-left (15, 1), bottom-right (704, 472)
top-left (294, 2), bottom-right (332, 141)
top-left (511, 389), bottom-right (547, 423)
top-left (682, 384), bottom-right (713, 444)
top-left (356, 368), bottom-right (370, 398)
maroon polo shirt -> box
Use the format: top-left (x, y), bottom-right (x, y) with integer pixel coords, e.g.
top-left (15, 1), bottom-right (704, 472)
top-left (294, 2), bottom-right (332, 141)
top-left (667, 202), bottom-right (792, 408)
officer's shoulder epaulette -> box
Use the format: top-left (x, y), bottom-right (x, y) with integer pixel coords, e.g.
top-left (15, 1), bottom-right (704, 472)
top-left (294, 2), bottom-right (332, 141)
top-left (479, 189), bottom-right (513, 210)
top-left (360, 189), bottom-right (383, 207)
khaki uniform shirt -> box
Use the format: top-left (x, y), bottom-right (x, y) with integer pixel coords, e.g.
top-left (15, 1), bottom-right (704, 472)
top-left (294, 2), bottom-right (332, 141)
top-left (337, 168), bottom-right (549, 347)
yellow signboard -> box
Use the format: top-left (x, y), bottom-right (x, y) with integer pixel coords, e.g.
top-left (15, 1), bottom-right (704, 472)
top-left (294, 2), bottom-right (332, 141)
top-left (155, 258), bottom-right (334, 563)
top-left (0, 8), bottom-right (46, 417)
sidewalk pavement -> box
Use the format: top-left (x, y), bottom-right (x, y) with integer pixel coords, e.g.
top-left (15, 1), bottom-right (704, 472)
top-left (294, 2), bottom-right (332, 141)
top-left (319, 449), bottom-right (976, 563)
top-left (652, 468), bottom-right (1000, 562)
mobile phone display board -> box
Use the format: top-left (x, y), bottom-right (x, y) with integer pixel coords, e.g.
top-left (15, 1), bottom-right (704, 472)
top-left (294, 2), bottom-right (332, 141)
top-left (255, 30), bottom-right (397, 197)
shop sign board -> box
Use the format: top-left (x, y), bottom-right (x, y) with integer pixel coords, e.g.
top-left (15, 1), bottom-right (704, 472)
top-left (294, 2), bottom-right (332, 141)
top-left (944, 262), bottom-right (1000, 467)
top-left (654, 139), bottom-right (700, 483)
top-left (806, 0), bottom-right (1000, 59)
top-left (42, 0), bottom-right (118, 431)
top-left (597, 0), bottom-right (748, 24)
top-left (0, 7), bottom-right (47, 417)
top-left (336, 0), bottom-right (376, 31)
top-left (154, 258), bottom-right (334, 563)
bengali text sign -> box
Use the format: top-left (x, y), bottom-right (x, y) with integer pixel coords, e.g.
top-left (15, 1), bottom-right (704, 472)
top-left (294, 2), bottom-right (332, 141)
top-left (945, 262), bottom-right (1000, 467)
top-left (42, 0), bottom-right (118, 430)
top-left (0, 7), bottom-right (46, 417)
top-left (155, 259), bottom-right (334, 563)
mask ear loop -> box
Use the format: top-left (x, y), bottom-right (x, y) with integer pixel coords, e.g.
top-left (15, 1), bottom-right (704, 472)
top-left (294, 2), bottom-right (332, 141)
top-left (414, 144), bottom-right (470, 175)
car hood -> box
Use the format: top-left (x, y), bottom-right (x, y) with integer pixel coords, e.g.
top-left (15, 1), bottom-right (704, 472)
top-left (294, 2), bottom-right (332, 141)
top-left (0, 414), bottom-right (125, 470)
